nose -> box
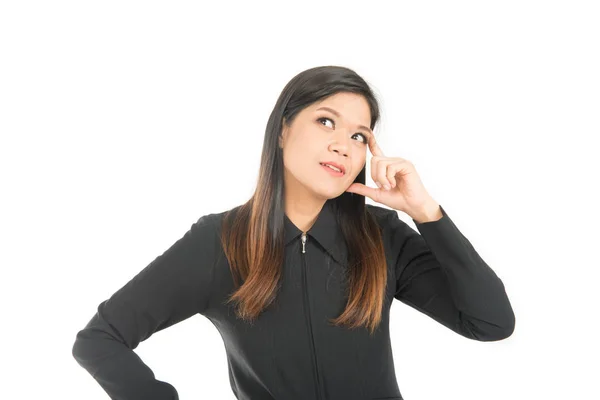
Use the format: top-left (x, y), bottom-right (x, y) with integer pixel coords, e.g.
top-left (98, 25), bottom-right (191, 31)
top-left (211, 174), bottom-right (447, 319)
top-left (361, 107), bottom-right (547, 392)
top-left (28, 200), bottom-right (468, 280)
top-left (332, 149), bottom-right (348, 158)
top-left (329, 136), bottom-right (350, 158)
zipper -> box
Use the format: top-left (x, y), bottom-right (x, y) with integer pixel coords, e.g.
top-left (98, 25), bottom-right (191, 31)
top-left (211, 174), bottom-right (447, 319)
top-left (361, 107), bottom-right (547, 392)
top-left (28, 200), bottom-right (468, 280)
top-left (300, 232), bottom-right (323, 400)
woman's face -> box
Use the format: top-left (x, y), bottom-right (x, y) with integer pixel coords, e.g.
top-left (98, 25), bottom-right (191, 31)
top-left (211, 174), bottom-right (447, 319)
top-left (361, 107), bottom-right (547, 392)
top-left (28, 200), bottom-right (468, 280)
top-left (279, 92), bottom-right (373, 202)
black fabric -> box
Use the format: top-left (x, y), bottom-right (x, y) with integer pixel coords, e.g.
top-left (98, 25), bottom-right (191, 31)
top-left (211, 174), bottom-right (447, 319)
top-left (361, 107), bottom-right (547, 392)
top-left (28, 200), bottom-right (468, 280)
top-left (72, 198), bottom-right (515, 400)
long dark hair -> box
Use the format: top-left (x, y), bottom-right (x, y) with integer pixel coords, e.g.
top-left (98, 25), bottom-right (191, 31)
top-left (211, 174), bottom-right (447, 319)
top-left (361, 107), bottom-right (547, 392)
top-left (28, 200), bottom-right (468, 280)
top-left (219, 65), bottom-right (386, 335)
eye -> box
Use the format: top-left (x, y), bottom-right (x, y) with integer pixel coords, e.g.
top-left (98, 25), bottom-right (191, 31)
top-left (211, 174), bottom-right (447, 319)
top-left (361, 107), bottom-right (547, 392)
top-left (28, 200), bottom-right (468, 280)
top-left (317, 117), bottom-right (369, 144)
top-left (317, 117), bottom-right (334, 129)
top-left (353, 132), bottom-right (369, 144)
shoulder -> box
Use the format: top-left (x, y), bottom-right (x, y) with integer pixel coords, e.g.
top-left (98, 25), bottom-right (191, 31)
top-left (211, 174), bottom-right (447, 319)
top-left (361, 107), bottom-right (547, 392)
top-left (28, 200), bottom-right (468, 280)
top-left (365, 203), bottom-right (416, 238)
top-left (365, 203), bottom-right (395, 217)
top-left (193, 204), bottom-right (244, 237)
top-left (184, 206), bottom-right (243, 275)
top-left (210, 204), bottom-right (244, 223)
top-left (365, 203), bottom-right (401, 226)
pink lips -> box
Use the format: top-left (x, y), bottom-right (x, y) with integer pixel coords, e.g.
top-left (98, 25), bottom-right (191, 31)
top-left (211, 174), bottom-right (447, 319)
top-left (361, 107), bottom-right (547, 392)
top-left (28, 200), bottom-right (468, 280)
top-left (320, 161), bottom-right (346, 174)
top-left (320, 163), bottom-right (344, 177)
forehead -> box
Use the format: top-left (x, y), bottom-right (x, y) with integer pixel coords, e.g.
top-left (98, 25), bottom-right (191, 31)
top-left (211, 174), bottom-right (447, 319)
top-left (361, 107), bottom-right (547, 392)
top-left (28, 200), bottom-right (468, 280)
top-left (312, 92), bottom-right (370, 114)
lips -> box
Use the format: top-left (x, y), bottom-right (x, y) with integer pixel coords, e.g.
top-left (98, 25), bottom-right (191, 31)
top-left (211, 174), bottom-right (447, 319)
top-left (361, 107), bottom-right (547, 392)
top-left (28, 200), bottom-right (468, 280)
top-left (319, 161), bottom-right (346, 174)
top-left (320, 163), bottom-right (344, 177)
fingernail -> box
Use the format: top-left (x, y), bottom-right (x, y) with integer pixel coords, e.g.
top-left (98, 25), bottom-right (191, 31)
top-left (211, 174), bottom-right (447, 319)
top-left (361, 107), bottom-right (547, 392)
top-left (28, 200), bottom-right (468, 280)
top-left (376, 182), bottom-right (382, 188)
top-left (383, 184), bottom-right (390, 190)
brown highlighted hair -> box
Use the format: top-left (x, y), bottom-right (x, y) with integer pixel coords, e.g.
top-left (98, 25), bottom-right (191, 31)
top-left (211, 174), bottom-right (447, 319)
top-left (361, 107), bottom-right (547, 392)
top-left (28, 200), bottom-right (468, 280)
top-left (219, 66), bottom-right (387, 336)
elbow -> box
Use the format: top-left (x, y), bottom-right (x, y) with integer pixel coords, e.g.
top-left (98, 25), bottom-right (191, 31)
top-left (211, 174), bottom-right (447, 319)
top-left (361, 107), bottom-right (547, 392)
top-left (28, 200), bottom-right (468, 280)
top-left (71, 329), bottom-right (88, 363)
top-left (462, 310), bottom-right (515, 342)
top-left (499, 313), bottom-right (516, 340)
top-left (497, 307), bottom-right (516, 340)
top-left (479, 312), bottom-right (516, 342)
top-left (72, 320), bottom-right (104, 365)
top-left (483, 321), bottom-right (514, 342)
top-left (72, 327), bottom-right (107, 374)
top-left (467, 323), bottom-right (514, 342)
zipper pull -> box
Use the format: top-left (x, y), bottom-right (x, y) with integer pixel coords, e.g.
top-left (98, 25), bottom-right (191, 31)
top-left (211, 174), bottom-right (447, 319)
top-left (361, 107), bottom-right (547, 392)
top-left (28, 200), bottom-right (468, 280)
top-left (301, 232), bottom-right (307, 254)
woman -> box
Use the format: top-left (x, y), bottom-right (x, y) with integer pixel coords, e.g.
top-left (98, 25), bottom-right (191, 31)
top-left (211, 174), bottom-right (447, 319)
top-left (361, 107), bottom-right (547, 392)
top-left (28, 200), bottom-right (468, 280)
top-left (72, 65), bottom-right (515, 400)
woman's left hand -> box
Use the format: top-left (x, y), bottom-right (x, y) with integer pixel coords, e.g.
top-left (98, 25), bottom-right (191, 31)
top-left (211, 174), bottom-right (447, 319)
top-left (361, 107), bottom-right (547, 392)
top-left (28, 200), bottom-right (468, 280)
top-left (345, 138), bottom-right (441, 221)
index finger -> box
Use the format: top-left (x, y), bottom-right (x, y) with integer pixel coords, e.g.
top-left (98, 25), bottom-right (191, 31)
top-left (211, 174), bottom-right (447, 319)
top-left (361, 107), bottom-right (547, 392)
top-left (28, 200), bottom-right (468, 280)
top-left (368, 135), bottom-right (385, 158)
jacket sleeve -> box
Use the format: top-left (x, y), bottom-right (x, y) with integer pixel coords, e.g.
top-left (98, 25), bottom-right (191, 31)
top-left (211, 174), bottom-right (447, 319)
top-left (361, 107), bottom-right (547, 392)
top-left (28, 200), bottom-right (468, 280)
top-left (71, 214), bottom-right (218, 399)
top-left (391, 205), bottom-right (515, 341)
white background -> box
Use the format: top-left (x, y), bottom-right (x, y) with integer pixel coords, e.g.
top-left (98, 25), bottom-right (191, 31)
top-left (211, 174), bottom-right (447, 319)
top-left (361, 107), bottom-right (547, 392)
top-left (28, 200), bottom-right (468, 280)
top-left (2, 1), bottom-right (599, 399)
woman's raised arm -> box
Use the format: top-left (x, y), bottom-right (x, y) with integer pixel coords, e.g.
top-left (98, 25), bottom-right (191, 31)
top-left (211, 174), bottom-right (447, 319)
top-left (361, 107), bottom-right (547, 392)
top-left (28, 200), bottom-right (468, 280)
top-left (391, 206), bottom-right (515, 341)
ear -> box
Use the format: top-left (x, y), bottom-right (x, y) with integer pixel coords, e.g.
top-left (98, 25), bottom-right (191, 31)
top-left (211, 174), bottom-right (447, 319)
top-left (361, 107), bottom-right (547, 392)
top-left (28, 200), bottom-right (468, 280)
top-left (279, 119), bottom-right (287, 149)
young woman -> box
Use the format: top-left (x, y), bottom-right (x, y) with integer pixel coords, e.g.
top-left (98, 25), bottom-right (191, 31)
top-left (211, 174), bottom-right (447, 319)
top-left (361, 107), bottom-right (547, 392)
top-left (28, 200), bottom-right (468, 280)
top-left (72, 65), bottom-right (515, 400)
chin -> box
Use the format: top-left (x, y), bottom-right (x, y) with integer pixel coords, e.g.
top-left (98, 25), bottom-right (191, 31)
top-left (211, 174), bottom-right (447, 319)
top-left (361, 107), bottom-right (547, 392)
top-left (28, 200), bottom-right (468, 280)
top-left (310, 187), bottom-right (337, 200)
top-left (323, 188), bottom-right (347, 199)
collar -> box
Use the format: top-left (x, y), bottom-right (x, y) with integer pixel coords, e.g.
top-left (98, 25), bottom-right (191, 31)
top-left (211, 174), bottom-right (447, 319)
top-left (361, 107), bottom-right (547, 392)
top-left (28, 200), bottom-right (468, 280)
top-left (283, 199), bottom-right (348, 266)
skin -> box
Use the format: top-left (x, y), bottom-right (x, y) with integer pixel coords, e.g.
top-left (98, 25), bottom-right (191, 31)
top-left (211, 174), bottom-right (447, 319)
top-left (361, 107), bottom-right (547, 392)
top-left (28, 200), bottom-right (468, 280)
top-left (279, 92), bottom-right (374, 233)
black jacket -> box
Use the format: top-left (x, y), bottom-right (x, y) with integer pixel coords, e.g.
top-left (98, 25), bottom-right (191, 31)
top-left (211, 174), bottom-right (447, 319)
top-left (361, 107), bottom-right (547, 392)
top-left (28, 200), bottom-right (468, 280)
top-left (72, 199), bottom-right (515, 400)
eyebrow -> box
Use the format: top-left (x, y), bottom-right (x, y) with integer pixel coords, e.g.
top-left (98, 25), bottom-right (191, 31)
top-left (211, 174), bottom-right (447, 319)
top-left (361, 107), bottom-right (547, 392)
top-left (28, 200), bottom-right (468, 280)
top-left (315, 106), bottom-right (373, 136)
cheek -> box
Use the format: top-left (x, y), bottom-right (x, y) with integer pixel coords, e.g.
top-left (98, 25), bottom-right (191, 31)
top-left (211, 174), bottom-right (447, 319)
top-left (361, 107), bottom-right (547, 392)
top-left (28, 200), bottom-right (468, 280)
top-left (355, 156), bottom-right (367, 172)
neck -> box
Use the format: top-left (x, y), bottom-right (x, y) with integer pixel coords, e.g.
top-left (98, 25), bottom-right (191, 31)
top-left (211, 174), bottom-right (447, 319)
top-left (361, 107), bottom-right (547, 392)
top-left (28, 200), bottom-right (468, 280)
top-left (283, 181), bottom-right (326, 234)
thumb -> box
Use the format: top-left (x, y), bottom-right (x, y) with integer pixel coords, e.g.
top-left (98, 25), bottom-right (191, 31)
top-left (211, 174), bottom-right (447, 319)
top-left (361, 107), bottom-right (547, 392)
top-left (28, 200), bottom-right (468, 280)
top-left (345, 183), bottom-right (377, 199)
